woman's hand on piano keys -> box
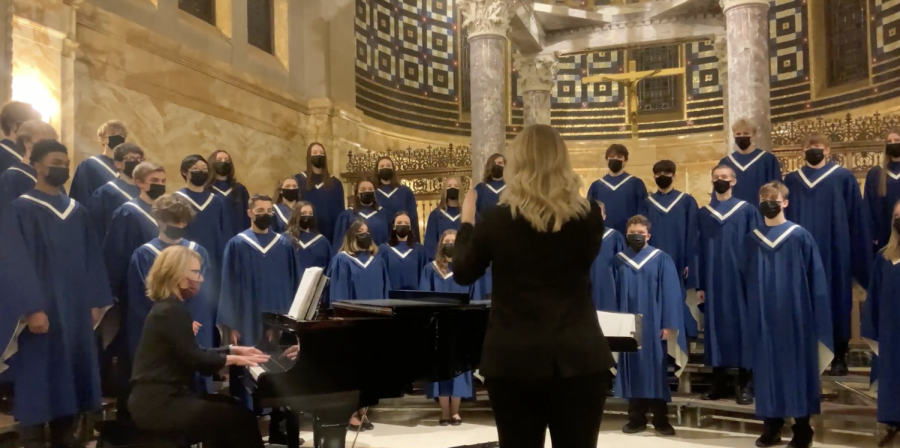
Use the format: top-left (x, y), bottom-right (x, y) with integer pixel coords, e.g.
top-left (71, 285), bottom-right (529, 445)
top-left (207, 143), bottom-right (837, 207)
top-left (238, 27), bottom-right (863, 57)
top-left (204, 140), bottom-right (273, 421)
top-left (226, 354), bottom-right (270, 367)
top-left (281, 345), bottom-right (300, 361)
top-left (192, 321), bottom-right (202, 336)
top-left (231, 346), bottom-right (265, 357)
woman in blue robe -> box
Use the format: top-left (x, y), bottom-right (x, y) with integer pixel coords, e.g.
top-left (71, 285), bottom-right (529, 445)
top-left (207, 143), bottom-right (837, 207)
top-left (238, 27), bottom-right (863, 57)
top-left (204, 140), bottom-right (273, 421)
top-left (586, 145), bottom-right (649, 234)
top-left (419, 230), bottom-right (475, 426)
top-left (333, 179), bottom-right (390, 254)
top-left (325, 220), bottom-right (391, 306)
top-left (590, 202), bottom-right (625, 311)
top-left (373, 156), bottom-right (420, 241)
top-left (86, 143), bottom-right (144, 238)
top-left (611, 220), bottom-right (687, 436)
top-left (272, 176), bottom-right (300, 234)
top-left (69, 122), bottom-right (127, 204)
top-left (208, 149), bottom-right (251, 237)
top-left (294, 142), bottom-right (345, 244)
top-left (865, 130), bottom-right (900, 252)
top-left (0, 119), bottom-right (58, 218)
top-left (379, 211), bottom-right (427, 290)
top-left (473, 153), bottom-right (506, 217)
top-left (283, 201), bottom-right (332, 274)
top-left (424, 178), bottom-right (462, 259)
top-left (176, 154), bottom-right (232, 279)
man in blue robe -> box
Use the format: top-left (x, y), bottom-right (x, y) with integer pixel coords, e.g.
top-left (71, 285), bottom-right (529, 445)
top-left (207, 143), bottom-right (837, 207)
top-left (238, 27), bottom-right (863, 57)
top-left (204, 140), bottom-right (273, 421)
top-left (716, 119), bottom-right (782, 204)
top-left (742, 181), bottom-right (832, 448)
top-left (587, 144), bottom-right (648, 234)
top-left (87, 143), bottom-right (144, 238)
top-left (0, 140), bottom-right (112, 448)
top-left (590, 201), bottom-right (624, 311)
top-left (697, 165), bottom-right (761, 405)
top-left (0, 120), bottom-right (58, 218)
top-left (639, 160), bottom-right (701, 337)
top-left (612, 215), bottom-right (688, 436)
top-left (0, 101), bottom-right (40, 174)
top-left (69, 120), bottom-right (127, 204)
top-left (784, 133), bottom-right (871, 376)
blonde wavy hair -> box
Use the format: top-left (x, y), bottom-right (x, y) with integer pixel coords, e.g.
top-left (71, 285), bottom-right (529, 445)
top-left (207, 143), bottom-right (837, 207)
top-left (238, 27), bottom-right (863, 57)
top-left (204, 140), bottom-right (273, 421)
top-left (498, 124), bottom-right (590, 232)
top-left (145, 245), bottom-right (201, 301)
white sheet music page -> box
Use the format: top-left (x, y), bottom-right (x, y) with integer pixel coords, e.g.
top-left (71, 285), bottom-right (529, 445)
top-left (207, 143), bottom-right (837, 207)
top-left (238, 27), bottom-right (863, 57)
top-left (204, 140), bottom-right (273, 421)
top-left (288, 267), bottom-right (324, 319)
top-left (596, 311), bottom-right (637, 337)
top-left (304, 275), bottom-right (329, 320)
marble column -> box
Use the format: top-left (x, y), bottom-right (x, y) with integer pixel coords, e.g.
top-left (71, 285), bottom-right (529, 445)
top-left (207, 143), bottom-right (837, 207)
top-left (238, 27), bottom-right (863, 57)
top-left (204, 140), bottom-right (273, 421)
top-left (721, 0), bottom-right (771, 150)
top-left (714, 36), bottom-right (730, 152)
top-left (0, 0), bottom-right (12, 104)
top-left (458, 0), bottom-right (513, 181)
top-left (513, 53), bottom-right (557, 127)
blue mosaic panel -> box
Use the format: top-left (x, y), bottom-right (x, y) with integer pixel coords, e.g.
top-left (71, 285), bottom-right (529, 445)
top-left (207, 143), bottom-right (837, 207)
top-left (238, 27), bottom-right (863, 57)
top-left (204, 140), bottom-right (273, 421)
top-left (585, 50), bottom-right (623, 104)
top-left (872, 0), bottom-right (900, 59)
top-left (768, 0), bottom-right (809, 87)
top-left (685, 40), bottom-right (721, 97)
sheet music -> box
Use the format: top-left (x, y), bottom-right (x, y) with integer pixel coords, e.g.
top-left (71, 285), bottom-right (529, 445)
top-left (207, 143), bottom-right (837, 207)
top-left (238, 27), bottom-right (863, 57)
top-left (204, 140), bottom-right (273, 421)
top-left (305, 275), bottom-right (329, 320)
top-left (288, 267), bottom-right (324, 319)
top-left (596, 311), bottom-right (637, 338)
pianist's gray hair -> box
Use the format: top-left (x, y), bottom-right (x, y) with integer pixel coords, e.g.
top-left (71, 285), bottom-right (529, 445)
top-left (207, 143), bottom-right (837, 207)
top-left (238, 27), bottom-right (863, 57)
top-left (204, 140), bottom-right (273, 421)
top-left (498, 124), bottom-right (590, 232)
top-left (145, 245), bottom-right (202, 301)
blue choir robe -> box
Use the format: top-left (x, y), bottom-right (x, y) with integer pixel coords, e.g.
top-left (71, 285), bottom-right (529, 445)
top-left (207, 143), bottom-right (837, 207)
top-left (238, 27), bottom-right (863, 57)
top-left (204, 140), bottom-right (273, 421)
top-left (474, 180), bottom-right (505, 217)
top-left (332, 206), bottom-right (390, 254)
top-left (377, 185), bottom-right (420, 240)
top-left (697, 197), bottom-right (761, 368)
top-left (324, 251), bottom-right (391, 307)
top-left (741, 222), bottom-right (833, 418)
top-left (272, 202), bottom-right (293, 234)
top-left (419, 261), bottom-right (475, 399)
top-left (590, 229), bottom-right (625, 311)
top-left (611, 247), bottom-right (688, 401)
top-left (640, 190), bottom-right (701, 337)
top-left (0, 139), bottom-right (21, 175)
top-left (864, 162), bottom-right (900, 251)
top-left (718, 148), bottom-right (783, 204)
top-left (784, 163), bottom-right (872, 345)
top-left (587, 173), bottom-right (649, 234)
top-left (423, 206), bottom-right (460, 259)
top-left (862, 250), bottom-right (900, 424)
top-left (211, 180), bottom-right (251, 237)
top-left (175, 189), bottom-right (232, 277)
top-left (0, 162), bottom-right (37, 218)
top-left (217, 230), bottom-right (300, 346)
top-left (289, 231), bottom-right (332, 274)
top-left (102, 198), bottom-right (159, 301)
top-left (294, 172), bottom-right (345, 244)
top-left (379, 242), bottom-right (428, 290)
top-left (69, 154), bottom-right (119, 205)
top-left (0, 190), bottom-right (113, 425)
top-left (88, 178), bottom-right (140, 239)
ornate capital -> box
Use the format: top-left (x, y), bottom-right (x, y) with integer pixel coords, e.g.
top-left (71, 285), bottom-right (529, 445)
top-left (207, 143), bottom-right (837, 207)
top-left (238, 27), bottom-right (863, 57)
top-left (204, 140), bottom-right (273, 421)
top-left (720, 0), bottom-right (770, 13)
top-left (514, 53), bottom-right (558, 92)
top-left (458, 0), bottom-right (514, 38)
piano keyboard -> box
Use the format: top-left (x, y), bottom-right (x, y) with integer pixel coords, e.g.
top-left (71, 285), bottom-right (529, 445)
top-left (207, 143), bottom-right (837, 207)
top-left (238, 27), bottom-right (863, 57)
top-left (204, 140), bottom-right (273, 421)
top-left (249, 365), bottom-right (265, 380)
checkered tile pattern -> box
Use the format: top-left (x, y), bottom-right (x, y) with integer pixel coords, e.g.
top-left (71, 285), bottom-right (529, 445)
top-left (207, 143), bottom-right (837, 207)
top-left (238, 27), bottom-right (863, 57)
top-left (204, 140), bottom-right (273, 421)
top-left (873, 0), bottom-right (900, 58)
top-left (686, 40), bottom-right (721, 96)
top-left (768, 0), bottom-right (808, 86)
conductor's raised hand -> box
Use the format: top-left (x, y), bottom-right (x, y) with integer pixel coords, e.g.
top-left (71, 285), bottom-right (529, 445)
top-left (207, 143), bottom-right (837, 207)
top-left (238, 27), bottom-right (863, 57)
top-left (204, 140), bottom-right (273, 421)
top-left (26, 311), bottom-right (49, 334)
top-left (231, 346), bottom-right (264, 357)
top-left (462, 189), bottom-right (478, 225)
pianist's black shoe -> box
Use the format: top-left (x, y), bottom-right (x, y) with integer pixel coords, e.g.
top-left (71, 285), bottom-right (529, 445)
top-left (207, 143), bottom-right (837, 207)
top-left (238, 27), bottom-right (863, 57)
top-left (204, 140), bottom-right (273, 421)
top-left (829, 357), bottom-right (849, 377)
top-left (450, 417), bottom-right (463, 426)
top-left (347, 423), bottom-right (365, 432)
top-left (361, 416), bottom-right (375, 431)
top-left (439, 419), bottom-right (450, 427)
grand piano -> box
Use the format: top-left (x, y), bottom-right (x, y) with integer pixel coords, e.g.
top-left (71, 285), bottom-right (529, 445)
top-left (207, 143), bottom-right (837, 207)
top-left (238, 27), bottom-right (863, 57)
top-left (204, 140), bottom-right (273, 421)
top-left (248, 290), bottom-right (640, 448)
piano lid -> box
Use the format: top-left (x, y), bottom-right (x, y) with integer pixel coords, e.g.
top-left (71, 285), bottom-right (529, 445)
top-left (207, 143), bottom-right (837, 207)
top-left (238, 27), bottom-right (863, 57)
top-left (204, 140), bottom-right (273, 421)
top-left (332, 299), bottom-right (488, 316)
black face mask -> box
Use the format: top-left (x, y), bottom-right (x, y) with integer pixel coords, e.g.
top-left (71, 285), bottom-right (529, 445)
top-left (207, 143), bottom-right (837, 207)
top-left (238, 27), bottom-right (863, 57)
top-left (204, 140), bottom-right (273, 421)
top-left (626, 234), bottom-right (646, 251)
top-left (887, 143), bottom-right (900, 159)
top-left (358, 191), bottom-right (375, 205)
top-left (356, 232), bottom-right (373, 250)
top-left (123, 161), bottom-right (140, 178)
top-left (655, 175), bottom-right (673, 190)
top-left (713, 179), bottom-right (732, 194)
top-left (253, 214), bottom-right (273, 231)
top-left (163, 225), bottom-right (186, 240)
top-left (894, 217), bottom-right (900, 236)
top-left (608, 159), bottom-right (624, 173)
top-left (441, 243), bottom-right (455, 257)
top-left (735, 136), bottom-right (752, 151)
top-left (446, 188), bottom-right (459, 200)
top-left (147, 183), bottom-right (166, 200)
top-left (805, 148), bottom-right (826, 166)
top-left (281, 188), bottom-right (300, 202)
top-left (310, 155), bottom-right (326, 169)
top-left (45, 166), bottom-right (70, 187)
top-left (213, 161), bottom-right (233, 176)
top-left (395, 225), bottom-right (411, 238)
top-left (491, 165), bottom-right (504, 179)
top-left (298, 215), bottom-right (315, 230)
top-left (759, 201), bottom-right (782, 219)
top-left (107, 135), bottom-right (125, 149)
top-left (378, 168), bottom-right (394, 181)
top-left (189, 171), bottom-right (209, 186)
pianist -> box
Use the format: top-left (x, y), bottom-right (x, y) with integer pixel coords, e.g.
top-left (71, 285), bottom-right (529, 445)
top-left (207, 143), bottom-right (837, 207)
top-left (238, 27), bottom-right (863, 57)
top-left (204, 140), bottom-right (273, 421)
top-left (453, 124), bottom-right (614, 448)
top-left (130, 245), bottom-right (270, 448)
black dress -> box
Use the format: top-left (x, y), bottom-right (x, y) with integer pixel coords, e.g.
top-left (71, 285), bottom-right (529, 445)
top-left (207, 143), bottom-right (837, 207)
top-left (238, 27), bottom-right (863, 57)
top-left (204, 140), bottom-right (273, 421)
top-left (129, 297), bottom-right (263, 448)
top-left (453, 201), bottom-right (614, 448)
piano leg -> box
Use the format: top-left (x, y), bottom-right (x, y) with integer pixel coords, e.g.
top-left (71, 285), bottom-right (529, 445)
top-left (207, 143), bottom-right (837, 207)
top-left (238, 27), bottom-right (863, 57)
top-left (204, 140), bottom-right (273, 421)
top-left (312, 412), bottom-right (352, 448)
top-left (285, 410), bottom-right (301, 448)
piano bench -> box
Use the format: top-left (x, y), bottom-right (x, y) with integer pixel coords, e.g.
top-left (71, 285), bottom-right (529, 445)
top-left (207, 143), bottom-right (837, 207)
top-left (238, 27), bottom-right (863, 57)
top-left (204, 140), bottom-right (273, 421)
top-left (94, 420), bottom-right (201, 448)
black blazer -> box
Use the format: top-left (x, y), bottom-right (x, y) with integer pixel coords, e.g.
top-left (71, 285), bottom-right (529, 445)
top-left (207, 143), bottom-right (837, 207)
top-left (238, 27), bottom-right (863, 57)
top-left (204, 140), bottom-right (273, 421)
top-left (453, 201), bottom-right (614, 380)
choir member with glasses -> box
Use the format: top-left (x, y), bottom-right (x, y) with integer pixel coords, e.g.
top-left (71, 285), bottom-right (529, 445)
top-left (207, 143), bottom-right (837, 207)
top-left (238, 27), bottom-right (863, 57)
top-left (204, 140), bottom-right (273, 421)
top-left (612, 215), bottom-right (687, 437)
top-left (379, 211), bottom-right (427, 290)
top-left (87, 142), bottom-right (144, 238)
top-left (69, 120), bottom-right (128, 204)
top-left (784, 133), bottom-right (872, 376)
top-left (283, 201), bottom-right (332, 272)
top-left (332, 180), bottom-right (390, 254)
top-left (587, 144), bottom-right (648, 234)
top-left (864, 128), bottom-right (900, 252)
top-left (697, 165), bottom-right (761, 405)
top-left (0, 140), bottom-right (112, 448)
top-left (715, 119), bottom-right (782, 204)
top-left (424, 177), bottom-right (463, 259)
top-left (129, 245), bottom-right (269, 448)
top-left (589, 201), bottom-right (624, 312)
top-left (0, 101), bottom-right (41, 174)
top-left (209, 149), bottom-right (251, 236)
top-left (272, 175), bottom-right (300, 233)
top-left (294, 142), bottom-right (344, 243)
top-left (374, 156), bottom-right (420, 241)
top-left (176, 154), bottom-right (232, 281)
top-left (0, 120), bottom-right (58, 217)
